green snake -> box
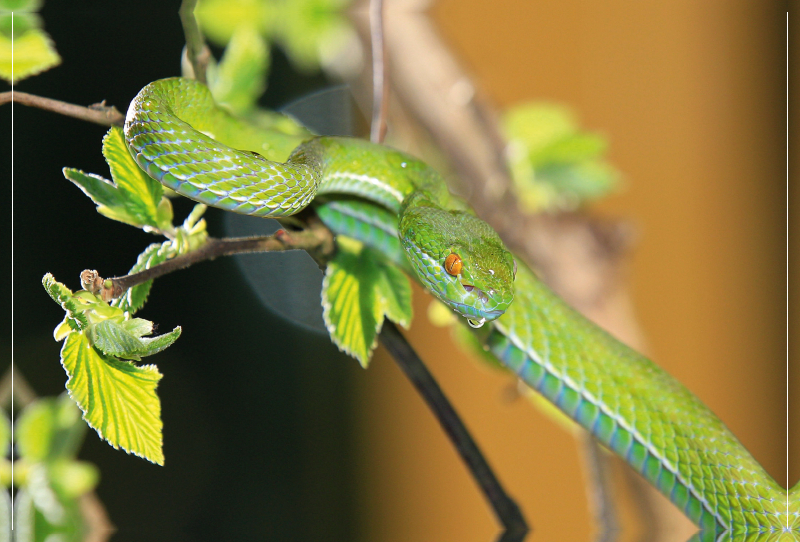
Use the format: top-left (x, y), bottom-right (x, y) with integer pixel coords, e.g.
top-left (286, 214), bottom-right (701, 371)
top-left (124, 77), bottom-right (797, 539)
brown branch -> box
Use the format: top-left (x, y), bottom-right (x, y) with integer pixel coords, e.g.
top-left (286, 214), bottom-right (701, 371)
top-left (83, 220), bottom-right (335, 302)
top-left (369, 0), bottom-right (388, 143)
top-left (179, 0), bottom-right (211, 85)
top-left (0, 91), bottom-right (124, 126)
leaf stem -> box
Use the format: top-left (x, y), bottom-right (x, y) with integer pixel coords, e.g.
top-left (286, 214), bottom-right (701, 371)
top-left (379, 322), bottom-right (529, 542)
top-left (0, 91), bottom-right (124, 126)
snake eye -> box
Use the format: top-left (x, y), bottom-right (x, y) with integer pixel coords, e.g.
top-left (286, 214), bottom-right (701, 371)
top-left (444, 253), bottom-right (462, 276)
top-left (512, 259), bottom-right (517, 281)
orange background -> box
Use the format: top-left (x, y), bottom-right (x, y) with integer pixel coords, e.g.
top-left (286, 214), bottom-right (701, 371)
top-left (351, 2), bottom-right (788, 541)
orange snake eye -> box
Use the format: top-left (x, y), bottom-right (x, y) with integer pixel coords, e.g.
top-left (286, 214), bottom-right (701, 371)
top-left (444, 253), bottom-right (462, 276)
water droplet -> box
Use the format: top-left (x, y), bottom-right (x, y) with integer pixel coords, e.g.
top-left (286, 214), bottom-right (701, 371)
top-left (400, 162), bottom-right (407, 168)
top-left (467, 318), bottom-right (485, 329)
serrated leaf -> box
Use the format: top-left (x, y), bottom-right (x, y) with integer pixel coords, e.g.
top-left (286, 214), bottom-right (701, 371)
top-left (120, 318), bottom-right (153, 338)
top-left (376, 260), bottom-right (412, 328)
top-left (87, 319), bottom-right (181, 360)
top-left (61, 332), bottom-right (164, 465)
top-left (137, 326), bottom-right (182, 357)
top-left (63, 164), bottom-right (173, 231)
top-left (86, 320), bottom-right (147, 360)
top-left (0, 26), bottom-right (59, 83)
top-left (322, 238), bottom-right (381, 367)
top-left (43, 274), bottom-right (89, 331)
top-left (322, 237), bottom-right (413, 367)
top-left (62, 168), bottom-right (128, 209)
top-left (210, 24), bottom-right (269, 115)
top-left (102, 127), bottom-right (170, 230)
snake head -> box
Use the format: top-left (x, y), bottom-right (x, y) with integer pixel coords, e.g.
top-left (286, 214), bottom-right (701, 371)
top-left (400, 206), bottom-right (516, 326)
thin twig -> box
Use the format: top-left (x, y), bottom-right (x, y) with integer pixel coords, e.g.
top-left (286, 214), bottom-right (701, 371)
top-left (369, 0), bottom-right (388, 142)
top-left (0, 91), bottom-right (124, 126)
top-left (580, 432), bottom-right (620, 542)
top-left (379, 322), bottom-right (529, 542)
top-left (179, 0), bottom-right (211, 85)
top-left (86, 220), bottom-right (335, 302)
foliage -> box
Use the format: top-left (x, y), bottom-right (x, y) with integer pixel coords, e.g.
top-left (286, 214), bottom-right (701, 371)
top-left (196, 0), bottom-right (357, 74)
top-left (44, 274), bottom-right (177, 465)
top-left (64, 127), bottom-right (174, 234)
top-left (0, 0), bottom-right (59, 83)
top-left (12, 395), bottom-right (99, 542)
top-left (502, 103), bottom-right (621, 212)
top-left (322, 236), bottom-right (412, 367)
top-left (43, 121), bottom-right (221, 465)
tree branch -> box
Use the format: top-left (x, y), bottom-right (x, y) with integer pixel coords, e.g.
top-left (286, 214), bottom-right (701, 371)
top-left (179, 0), bottom-right (211, 85)
top-left (82, 219), bottom-right (335, 302)
top-left (369, 0), bottom-right (388, 142)
top-left (0, 91), bottom-right (124, 126)
top-left (379, 322), bottom-right (529, 542)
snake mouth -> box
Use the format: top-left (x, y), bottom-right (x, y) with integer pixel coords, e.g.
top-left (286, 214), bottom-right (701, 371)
top-left (462, 283), bottom-right (489, 304)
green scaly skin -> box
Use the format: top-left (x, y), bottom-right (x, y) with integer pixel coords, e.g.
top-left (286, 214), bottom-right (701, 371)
top-left (125, 78), bottom-right (515, 324)
top-left (124, 78), bottom-right (796, 539)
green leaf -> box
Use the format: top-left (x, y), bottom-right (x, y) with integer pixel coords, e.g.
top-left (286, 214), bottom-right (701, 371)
top-left (376, 259), bottom-right (412, 328)
top-left (322, 237), bottom-right (413, 367)
top-left (61, 332), bottom-right (164, 465)
top-left (195, 0), bottom-right (269, 46)
top-left (43, 274), bottom-right (89, 331)
top-left (16, 401), bottom-right (54, 462)
top-left (0, 12), bottom-right (41, 40)
top-left (0, 489), bottom-right (8, 542)
top-left (16, 396), bottom-right (88, 464)
top-left (0, 409), bottom-right (9, 460)
top-left (62, 168), bottom-right (126, 208)
top-left (531, 132), bottom-right (607, 166)
top-left (48, 460), bottom-right (99, 499)
top-left (503, 102), bottom-right (621, 211)
top-left (0, 0), bottom-right (43, 11)
top-left (102, 127), bottom-right (171, 231)
top-left (87, 319), bottom-right (181, 360)
top-left (210, 24), bottom-right (269, 115)
top-left (0, 25), bottom-right (59, 83)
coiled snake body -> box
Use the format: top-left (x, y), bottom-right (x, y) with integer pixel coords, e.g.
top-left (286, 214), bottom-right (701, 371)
top-left (125, 78), bottom-right (796, 539)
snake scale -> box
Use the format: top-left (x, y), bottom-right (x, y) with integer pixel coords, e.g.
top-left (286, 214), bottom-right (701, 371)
top-left (124, 77), bottom-right (797, 540)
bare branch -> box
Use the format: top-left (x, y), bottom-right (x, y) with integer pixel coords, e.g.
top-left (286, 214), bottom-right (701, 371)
top-left (0, 91), bottom-right (124, 126)
top-left (179, 0), bottom-right (211, 85)
top-left (369, 0), bottom-right (388, 143)
top-left (84, 219), bottom-right (335, 302)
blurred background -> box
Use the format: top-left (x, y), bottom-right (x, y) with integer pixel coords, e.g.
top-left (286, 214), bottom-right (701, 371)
top-left (1, 0), bottom-right (792, 541)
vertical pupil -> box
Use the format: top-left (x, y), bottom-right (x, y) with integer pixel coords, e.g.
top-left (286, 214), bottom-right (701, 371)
top-left (445, 253), bottom-right (462, 275)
